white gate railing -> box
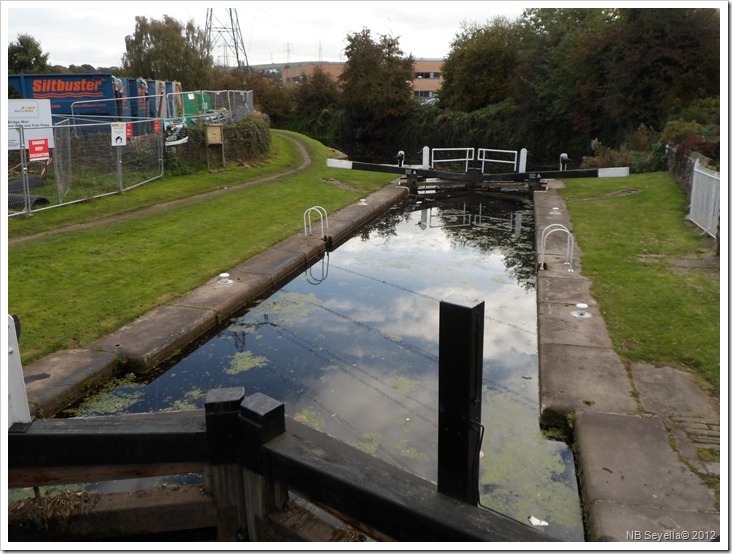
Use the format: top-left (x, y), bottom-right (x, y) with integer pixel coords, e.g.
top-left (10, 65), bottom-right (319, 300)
top-left (688, 160), bottom-right (720, 239)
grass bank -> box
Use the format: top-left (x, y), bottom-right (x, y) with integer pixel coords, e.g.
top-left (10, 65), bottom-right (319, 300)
top-left (8, 131), bottom-right (395, 364)
top-left (559, 172), bottom-right (720, 394)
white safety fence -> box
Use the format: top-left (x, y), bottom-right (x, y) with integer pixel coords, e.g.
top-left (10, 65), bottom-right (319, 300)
top-left (688, 160), bottom-right (720, 239)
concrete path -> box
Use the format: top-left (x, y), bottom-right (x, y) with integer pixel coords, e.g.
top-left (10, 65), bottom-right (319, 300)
top-left (535, 180), bottom-right (720, 543)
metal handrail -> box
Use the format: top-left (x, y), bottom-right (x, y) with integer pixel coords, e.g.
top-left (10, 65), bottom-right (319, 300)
top-left (303, 206), bottom-right (329, 238)
top-left (539, 223), bottom-right (574, 271)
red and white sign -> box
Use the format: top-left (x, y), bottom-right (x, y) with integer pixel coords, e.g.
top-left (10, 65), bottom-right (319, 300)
top-left (28, 138), bottom-right (49, 161)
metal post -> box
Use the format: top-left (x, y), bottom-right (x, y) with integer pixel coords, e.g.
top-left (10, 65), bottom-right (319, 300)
top-left (437, 297), bottom-right (484, 506)
top-left (116, 145), bottom-right (124, 192)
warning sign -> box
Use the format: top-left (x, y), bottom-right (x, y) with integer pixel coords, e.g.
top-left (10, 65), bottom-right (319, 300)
top-left (28, 138), bottom-right (49, 161)
top-left (8, 99), bottom-right (54, 151)
top-left (111, 122), bottom-right (127, 146)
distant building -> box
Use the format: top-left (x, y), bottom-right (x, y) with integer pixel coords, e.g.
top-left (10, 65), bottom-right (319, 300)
top-left (275, 58), bottom-right (443, 104)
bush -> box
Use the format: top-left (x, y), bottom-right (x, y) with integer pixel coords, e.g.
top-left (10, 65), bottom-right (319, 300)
top-left (660, 120), bottom-right (706, 146)
top-left (163, 112), bottom-right (271, 175)
top-left (581, 139), bottom-right (630, 169)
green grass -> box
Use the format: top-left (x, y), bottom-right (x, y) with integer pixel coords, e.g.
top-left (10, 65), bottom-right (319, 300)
top-left (8, 130), bottom-right (394, 364)
top-left (559, 172), bottom-right (720, 393)
top-left (8, 132), bottom-right (306, 238)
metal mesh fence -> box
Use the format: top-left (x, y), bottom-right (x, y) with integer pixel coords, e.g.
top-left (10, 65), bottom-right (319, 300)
top-left (165, 90), bottom-right (254, 125)
top-left (8, 118), bottom-right (163, 216)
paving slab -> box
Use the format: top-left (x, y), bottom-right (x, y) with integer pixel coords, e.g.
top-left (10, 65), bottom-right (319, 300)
top-left (537, 301), bottom-right (614, 349)
top-left (536, 274), bottom-right (596, 305)
top-left (172, 271), bottom-right (273, 322)
top-left (575, 411), bottom-right (719, 540)
top-left (539, 343), bottom-right (637, 427)
top-left (23, 348), bottom-right (119, 417)
top-left (586, 500), bottom-right (720, 543)
top-left (89, 305), bottom-right (218, 372)
top-left (631, 363), bottom-right (718, 418)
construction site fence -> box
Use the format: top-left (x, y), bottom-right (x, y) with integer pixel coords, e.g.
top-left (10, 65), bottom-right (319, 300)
top-left (7, 118), bottom-right (164, 217)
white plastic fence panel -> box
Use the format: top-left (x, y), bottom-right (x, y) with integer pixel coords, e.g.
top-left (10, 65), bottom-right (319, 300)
top-left (689, 161), bottom-right (720, 239)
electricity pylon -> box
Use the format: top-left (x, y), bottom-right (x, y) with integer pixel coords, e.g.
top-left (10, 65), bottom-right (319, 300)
top-left (205, 8), bottom-right (250, 71)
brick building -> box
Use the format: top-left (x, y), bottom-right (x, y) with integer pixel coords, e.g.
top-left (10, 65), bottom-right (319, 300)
top-left (278, 58), bottom-right (443, 103)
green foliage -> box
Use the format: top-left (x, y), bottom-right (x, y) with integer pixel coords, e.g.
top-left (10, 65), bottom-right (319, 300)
top-left (339, 28), bottom-right (415, 138)
top-left (661, 120), bottom-right (706, 146)
top-left (425, 7), bottom-right (720, 165)
top-left (439, 17), bottom-right (522, 112)
top-left (162, 113), bottom-right (271, 175)
top-left (294, 66), bottom-right (341, 115)
top-left (280, 67), bottom-right (343, 140)
top-left (581, 139), bottom-right (631, 169)
top-left (244, 73), bottom-right (296, 126)
top-left (121, 15), bottom-right (213, 89)
top-left (672, 97), bottom-right (720, 126)
top-left (8, 33), bottom-right (51, 74)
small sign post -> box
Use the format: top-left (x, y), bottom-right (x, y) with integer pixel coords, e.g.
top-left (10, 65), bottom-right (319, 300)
top-left (111, 123), bottom-right (126, 191)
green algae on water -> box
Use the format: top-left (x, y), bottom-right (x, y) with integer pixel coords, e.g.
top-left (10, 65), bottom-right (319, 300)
top-left (225, 351), bottom-right (269, 375)
top-left (293, 407), bottom-right (325, 430)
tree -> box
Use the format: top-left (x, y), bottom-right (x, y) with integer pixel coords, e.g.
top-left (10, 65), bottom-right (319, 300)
top-left (338, 28), bottom-right (415, 138)
top-left (122, 15), bottom-right (213, 89)
top-left (294, 66), bottom-right (340, 115)
top-left (512, 8), bottom-right (618, 159)
top-left (8, 34), bottom-right (51, 74)
top-left (439, 17), bottom-right (523, 112)
top-left (600, 8), bottom-right (720, 135)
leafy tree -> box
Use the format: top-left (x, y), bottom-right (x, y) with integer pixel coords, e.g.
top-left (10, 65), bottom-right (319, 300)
top-left (439, 17), bottom-right (523, 112)
top-left (338, 28), bottom-right (415, 138)
top-left (294, 65), bottom-right (340, 115)
top-left (8, 33), bottom-right (51, 74)
top-left (68, 64), bottom-right (97, 73)
top-left (600, 8), bottom-right (720, 136)
top-left (244, 72), bottom-right (295, 124)
top-left (512, 8), bottom-right (618, 159)
top-left (122, 15), bottom-right (213, 89)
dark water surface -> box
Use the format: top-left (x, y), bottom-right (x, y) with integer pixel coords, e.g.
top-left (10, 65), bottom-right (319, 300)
top-left (69, 194), bottom-right (584, 541)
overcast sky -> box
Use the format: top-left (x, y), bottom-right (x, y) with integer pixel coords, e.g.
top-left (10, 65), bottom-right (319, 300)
top-left (2, 1), bottom-right (534, 68)
top-left (5, 1), bottom-right (725, 69)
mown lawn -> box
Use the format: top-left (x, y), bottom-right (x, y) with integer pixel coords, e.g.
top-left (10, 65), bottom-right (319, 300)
top-left (8, 131), bottom-right (395, 364)
top-left (559, 172), bottom-right (720, 394)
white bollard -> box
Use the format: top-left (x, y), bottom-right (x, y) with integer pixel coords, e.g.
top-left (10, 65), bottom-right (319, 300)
top-left (519, 148), bottom-right (528, 173)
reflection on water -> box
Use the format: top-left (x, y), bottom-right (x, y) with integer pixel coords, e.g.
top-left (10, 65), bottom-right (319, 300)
top-left (68, 195), bottom-right (584, 541)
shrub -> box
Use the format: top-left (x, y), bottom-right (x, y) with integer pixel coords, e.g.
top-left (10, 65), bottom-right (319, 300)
top-left (581, 139), bottom-right (630, 169)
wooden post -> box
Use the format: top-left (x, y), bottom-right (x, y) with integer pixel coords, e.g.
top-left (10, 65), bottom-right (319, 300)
top-left (437, 297), bottom-right (484, 506)
top-left (205, 387), bottom-right (247, 540)
top-left (238, 392), bottom-right (288, 541)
